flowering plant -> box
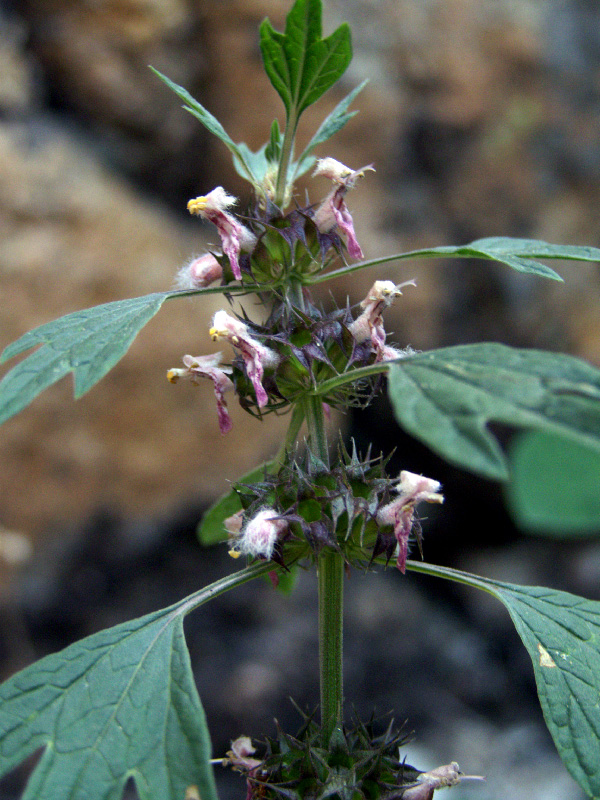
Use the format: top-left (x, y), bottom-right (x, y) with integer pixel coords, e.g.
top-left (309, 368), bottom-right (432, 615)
top-left (2, 2), bottom-right (600, 799)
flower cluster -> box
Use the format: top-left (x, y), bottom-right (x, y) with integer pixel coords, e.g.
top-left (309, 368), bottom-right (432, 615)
top-left (167, 157), bottom-right (444, 576)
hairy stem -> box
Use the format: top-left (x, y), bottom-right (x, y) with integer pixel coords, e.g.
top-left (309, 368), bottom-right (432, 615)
top-left (302, 396), bottom-right (344, 744)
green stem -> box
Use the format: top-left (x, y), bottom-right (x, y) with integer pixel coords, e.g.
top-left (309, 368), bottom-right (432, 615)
top-left (275, 112), bottom-right (298, 208)
top-left (318, 550), bottom-right (344, 744)
top-left (302, 396), bottom-right (344, 743)
top-left (302, 395), bottom-right (329, 469)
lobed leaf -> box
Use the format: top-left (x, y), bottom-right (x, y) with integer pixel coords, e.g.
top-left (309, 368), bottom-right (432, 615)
top-left (259, 0), bottom-right (352, 119)
top-left (406, 561), bottom-right (600, 799)
top-left (0, 605), bottom-right (216, 800)
top-left (492, 582), bottom-right (600, 799)
top-left (0, 287), bottom-right (243, 426)
top-left (0, 563), bottom-right (271, 800)
top-left (0, 293), bottom-right (174, 425)
top-left (387, 343), bottom-right (600, 480)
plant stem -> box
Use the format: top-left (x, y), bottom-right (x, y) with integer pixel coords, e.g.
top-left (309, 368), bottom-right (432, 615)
top-left (318, 549), bottom-right (344, 744)
top-left (275, 112), bottom-right (298, 208)
top-left (302, 396), bottom-right (344, 744)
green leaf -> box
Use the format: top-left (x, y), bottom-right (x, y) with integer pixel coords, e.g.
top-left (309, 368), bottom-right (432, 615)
top-left (197, 461), bottom-right (275, 546)
top-left (387, 343), bottom-right (600, 480)
top-left (294, 79), bottom-right (368, 177)
top-left (0, 562), bottom-right (271, 800)
top-left (259, 0), bottom-right (352, 119)
top-left (405, 561), bottom-right (600, 799)
top-left (150, 67), bottom-right (258, 186)
top-left (506, 430), bottom-right (600, 536)
top-left (0, 293), bottom-right (175, 425)
top-left (0, 284), bottom-right (247, 426)
top-left (493, 582), bottom-right (600, 799)
top-left (312, 235), bottom-right (600, 285)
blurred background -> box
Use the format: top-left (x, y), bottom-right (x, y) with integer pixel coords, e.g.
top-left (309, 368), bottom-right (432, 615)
top-left (1, 1), bottom-right (600, 798)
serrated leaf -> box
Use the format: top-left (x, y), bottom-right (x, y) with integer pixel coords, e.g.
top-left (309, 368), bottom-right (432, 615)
top-left (150, 67), bottom-right (258, 186)
top-left (259, 0), bottom-right (352, 119)
top-left (387, 343), bottom-right (600, 480)
top-left (506, 431), bottom-right (600, 536)
top-left (0, 605), bottom-right (215, 800)
top-left (295, 79), bottom-right (367, 176)
top-left (198, 461), bottom-right (275, 546)
top-left (0, 293), bottom-right (176, 425)
top-left (0, 563), bottom-right (271, 800)
top-left (405, 561), bottom-right (600, 799)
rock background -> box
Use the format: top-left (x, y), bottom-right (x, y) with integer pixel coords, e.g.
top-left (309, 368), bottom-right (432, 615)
top-left (1, 1), bottom-right (600, 799)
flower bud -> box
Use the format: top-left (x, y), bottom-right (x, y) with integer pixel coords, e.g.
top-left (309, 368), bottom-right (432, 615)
top-left (175, 253), bottom-right (223, 289)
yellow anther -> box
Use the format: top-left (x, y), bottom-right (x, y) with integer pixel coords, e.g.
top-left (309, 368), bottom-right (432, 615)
top-left (187, 197), bottom-right (208, 215)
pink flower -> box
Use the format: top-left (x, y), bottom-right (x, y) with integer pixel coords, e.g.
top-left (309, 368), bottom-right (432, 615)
top-left (167, 352), bottom-right (234, 433)
top-left (224, 736), bottom-right (262, 771)
top-left (209, 310), bottom-right (279, 408)
top-left (187, 187), bottom-right (256, 281)
top-left (313, 158), bottom-right (374, 259)
top-left (376, 470), bottom-right (443, 573)
top-left (175, 253), bottom-right (223, 289)
top-left (402, 762), bottom-right (485, 800)
top-left (230, 508), bottom-right (287, 559)
top-left (349, 279), bottom-right (415, 361)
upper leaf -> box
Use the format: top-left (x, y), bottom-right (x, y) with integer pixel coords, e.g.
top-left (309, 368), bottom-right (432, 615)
top-left (0, 288), bottom-right (242, 426)
top-left (387, 343), bottom-right (600, 480)
top-left (313, 235), bottom-right (600, 284)
top-left (150, 67), bottom-right (259, 187)
top-left (0, 563), bottom-right (271, 800)
top-left (294, 79), bottom-right (368, 179)
top-left (260, 0), bottom-right (352, 119)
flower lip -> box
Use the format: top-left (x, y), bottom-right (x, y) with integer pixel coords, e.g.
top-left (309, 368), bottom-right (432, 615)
top-left (166, 352), bottom-right (234, 434)
top-left (376, 469), bottom-right (443, 573)
top-left (209, 310), bottom-right (280, 408)
top-left (187, 187), bottom-right (256, 281)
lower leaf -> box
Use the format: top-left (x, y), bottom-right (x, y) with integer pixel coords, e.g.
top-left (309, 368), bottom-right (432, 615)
top-left (406, 560), bottom-right (600, 799)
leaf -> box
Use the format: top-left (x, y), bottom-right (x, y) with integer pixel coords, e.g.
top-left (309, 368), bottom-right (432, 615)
top-left (405, 561), bottom-right (600, 799)
top-left (259, 0), bottom-right (352, 119)
top-left (387, 343), bottom-right (600, 480)
top-left (198, 461), bottom-right (275, 546)
top-left (312, 235), bottom-right (600, 285)
top-left (506, 430), bottom-right (600, 536)
top-left (491, 582), bottom-right (600, 799)
top-left (0, 563), bottom-right (271, 800)
top-left (295, 79), bottom-right (368, 176)
top-left (150, 67), bottom-right (258, 186)
top-left (0, 293), bottom-right (176, 425)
